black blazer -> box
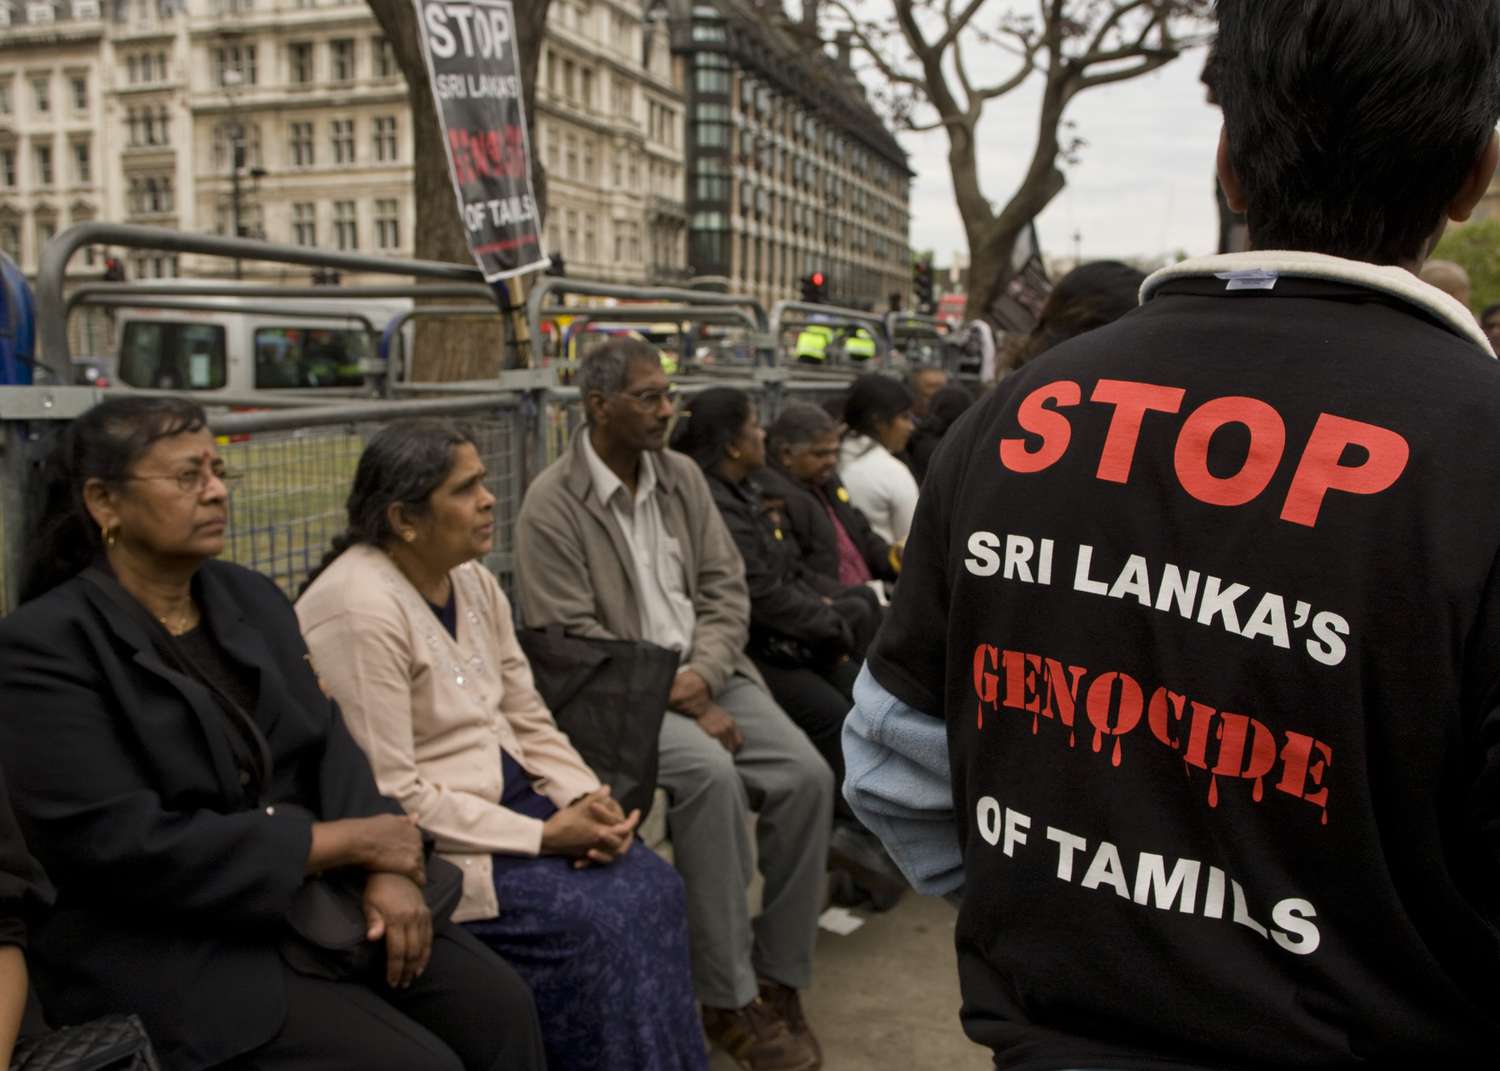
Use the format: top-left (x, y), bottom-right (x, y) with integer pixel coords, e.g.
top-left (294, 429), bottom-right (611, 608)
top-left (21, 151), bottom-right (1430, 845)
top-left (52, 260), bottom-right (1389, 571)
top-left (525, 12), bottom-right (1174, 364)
top-left (756, 465), bottom-right (899, 585)
top-left (0, 762), bottom-right (52, 952)
top-left (704, 470), bottom-right (852, 654)
top-left (0, 560), bottom-right (402, 1071)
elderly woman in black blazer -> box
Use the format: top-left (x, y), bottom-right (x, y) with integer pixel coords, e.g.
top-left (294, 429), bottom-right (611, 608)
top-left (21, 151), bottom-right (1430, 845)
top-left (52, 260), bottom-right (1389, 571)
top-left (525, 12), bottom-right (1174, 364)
top-left (0, 396), bottom-right (544, 1071)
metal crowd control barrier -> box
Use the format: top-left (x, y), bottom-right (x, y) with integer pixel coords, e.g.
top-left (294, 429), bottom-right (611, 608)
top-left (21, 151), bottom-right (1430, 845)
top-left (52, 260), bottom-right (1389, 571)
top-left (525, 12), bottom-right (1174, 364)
top-left (63, 281), bottom-right (499, 321)
top-left (0, 369), bottom-right (862, 612)
top-left (526, 277), bottom-right (774, 366)
top-left (769, 301), bottom-right (894, 367)
top-left (36, 222), bottom-right (489, 384)
top-left (379, 305), bottom-right (511, 386)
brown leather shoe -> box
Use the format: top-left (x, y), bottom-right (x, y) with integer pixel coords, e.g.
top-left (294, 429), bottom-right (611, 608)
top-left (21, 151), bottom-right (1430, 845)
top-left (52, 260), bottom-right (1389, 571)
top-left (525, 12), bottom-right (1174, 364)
top-left (702, 999), bottom-right (817, 1071)
top-left (759, 981), bottom-right (822, 1069)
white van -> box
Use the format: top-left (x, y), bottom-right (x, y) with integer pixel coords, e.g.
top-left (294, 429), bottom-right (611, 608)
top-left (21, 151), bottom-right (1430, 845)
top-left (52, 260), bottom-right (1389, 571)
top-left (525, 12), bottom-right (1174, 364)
top-left (108, 285), bottom-right (412, 397)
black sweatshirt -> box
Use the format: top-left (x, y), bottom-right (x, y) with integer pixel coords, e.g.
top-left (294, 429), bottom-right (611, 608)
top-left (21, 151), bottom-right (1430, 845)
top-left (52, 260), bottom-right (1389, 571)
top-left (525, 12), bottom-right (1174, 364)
top-left (869, 257), bottom-right (1500, 1069)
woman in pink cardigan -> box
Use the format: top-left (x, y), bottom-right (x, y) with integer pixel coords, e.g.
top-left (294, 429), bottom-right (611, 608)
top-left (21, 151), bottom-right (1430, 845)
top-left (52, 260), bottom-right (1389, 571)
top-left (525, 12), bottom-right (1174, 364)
top-left (296, 419), bottom-right (705, 1071)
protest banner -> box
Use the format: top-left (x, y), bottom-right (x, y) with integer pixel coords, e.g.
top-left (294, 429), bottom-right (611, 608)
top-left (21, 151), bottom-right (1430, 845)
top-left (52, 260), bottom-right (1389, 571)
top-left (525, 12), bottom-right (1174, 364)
top-left (412, 0), bottom-right (548, 282)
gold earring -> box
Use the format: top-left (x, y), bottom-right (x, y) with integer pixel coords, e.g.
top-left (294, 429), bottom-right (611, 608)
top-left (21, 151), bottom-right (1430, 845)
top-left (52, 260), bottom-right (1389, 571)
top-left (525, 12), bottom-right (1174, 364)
top-left (102, 524), bottom-right (118, 548)
top-left (403, 530), bottom-right (417, 543)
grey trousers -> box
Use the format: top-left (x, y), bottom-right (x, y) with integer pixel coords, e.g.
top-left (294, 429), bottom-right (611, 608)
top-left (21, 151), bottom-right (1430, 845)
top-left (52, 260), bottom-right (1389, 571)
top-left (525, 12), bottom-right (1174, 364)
top-left (658, 673), bottom-right (834, 1009)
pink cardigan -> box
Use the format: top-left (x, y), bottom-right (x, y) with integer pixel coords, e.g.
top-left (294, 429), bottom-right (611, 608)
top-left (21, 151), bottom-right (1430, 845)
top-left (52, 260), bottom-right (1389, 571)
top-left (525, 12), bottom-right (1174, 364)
top-left (296, 545), bottom-right (600, 922)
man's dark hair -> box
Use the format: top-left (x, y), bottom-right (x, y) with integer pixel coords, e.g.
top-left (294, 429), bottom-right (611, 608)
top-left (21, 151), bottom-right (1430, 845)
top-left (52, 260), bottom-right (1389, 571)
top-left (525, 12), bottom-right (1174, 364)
top-left (1215, 0), bottom-right (1500, 264)
top-left (576, 337), bottom-right (661, 424)
top-left (1483, 302), bottom-right (1500, 324)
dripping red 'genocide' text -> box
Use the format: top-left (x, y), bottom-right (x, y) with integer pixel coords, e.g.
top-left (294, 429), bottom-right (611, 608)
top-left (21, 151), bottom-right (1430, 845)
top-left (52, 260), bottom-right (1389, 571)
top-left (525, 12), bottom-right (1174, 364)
top-left (972, 644), bottom-right (1333, 825)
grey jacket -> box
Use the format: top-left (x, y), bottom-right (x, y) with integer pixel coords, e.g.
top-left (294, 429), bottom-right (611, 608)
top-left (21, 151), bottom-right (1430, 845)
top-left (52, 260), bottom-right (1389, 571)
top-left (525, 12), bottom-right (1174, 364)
top-left (515, 430), bottom-right (764, 696)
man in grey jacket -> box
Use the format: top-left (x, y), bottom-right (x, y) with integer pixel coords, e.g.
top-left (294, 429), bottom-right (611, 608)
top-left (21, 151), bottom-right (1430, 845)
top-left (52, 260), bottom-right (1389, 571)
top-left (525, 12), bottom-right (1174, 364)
top-left (516, 338), bottom-right (831, 1071)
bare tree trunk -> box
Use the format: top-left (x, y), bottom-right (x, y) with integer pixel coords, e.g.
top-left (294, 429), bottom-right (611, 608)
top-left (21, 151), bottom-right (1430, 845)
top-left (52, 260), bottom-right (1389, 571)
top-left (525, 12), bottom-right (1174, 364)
top-left (365, 0), bottom-right (552, 379)
top-left (963, 77), bottom-right (1070, 321)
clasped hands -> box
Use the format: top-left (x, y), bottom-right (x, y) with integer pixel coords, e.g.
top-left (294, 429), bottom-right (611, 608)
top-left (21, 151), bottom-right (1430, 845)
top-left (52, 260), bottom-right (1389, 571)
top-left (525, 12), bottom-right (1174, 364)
top-left (541, 786), bottom-right (641, 869)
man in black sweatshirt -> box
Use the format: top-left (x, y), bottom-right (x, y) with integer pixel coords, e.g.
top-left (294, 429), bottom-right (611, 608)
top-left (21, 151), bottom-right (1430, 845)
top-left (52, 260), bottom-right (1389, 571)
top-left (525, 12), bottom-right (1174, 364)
top-left (844, 2), bottom-right (1500, 1068)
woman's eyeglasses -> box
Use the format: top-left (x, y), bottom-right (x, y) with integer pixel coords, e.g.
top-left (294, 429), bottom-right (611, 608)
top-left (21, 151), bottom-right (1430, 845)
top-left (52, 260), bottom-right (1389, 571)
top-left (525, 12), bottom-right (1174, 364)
top-left (125, 459), bottom-right (242, 495)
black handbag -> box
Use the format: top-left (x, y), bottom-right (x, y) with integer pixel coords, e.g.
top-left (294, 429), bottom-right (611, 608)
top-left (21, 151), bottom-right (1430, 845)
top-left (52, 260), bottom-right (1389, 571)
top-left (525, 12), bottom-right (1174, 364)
top-left (277, 824), bottom-right (465, 982)
top-left (516, 626), bottom-right (678, 822)
top-left (9, 1014), bottom-right (159, 1071)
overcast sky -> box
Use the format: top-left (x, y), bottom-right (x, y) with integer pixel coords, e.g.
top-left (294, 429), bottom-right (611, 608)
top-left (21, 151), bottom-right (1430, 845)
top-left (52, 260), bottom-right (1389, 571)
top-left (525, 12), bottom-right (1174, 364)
top-left (892, 50), bottom-right (1226, 267)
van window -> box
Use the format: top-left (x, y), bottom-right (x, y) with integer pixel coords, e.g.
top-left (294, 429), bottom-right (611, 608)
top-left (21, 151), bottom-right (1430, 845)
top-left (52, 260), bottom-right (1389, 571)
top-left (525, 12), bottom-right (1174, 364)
top-left (119, 321), bottom-right (228, 390)
top-left (254, 327), bottom-right (370, 389)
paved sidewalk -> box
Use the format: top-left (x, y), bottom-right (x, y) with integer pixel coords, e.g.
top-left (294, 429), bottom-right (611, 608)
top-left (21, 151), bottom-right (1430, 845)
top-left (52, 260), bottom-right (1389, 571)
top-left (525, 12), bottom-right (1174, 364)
top-left (708, 893), bottom-right (992, 1071)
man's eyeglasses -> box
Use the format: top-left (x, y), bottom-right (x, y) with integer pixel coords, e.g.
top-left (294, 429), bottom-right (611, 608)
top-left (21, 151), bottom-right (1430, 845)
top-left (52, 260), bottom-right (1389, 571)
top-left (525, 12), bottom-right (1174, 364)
top-left (124, 459), bottom-right (242, 495)
top-left (619, 384), bottom-right (678, 409)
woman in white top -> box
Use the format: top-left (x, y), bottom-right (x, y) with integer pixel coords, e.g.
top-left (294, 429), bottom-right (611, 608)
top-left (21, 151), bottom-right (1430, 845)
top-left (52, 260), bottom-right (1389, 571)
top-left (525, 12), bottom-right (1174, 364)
top-left (837, 375), bottom-right (920, 546)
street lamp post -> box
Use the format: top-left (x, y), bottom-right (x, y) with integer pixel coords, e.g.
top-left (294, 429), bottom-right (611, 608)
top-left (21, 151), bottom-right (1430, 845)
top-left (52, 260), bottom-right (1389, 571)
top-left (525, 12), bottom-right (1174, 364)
top-left (220, 68), bottom-right (265, 279)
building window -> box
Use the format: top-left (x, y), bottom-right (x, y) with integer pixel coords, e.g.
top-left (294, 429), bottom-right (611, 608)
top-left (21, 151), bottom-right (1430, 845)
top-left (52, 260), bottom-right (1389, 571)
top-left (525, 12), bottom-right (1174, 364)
top-left (330, 39), bottom-right (355, 82)
top-left (0, 148), bottom-right (14, 187)
top-left (0, 222), bottom-right (18, 260)
top-left (374, 36), bottom-right (396, 78)
top-left (289, 42), bottom-right (313, 84)
top-left (70, 74), bottom-right (87, 111)
top-left (584, 215), bottom-right (596, 262)
top-left (34, 143), bottom-right (52, 186)
top-left (565, 133), bottom-right (577, 178)
top-left (330, 118), bottom-right (354, 164)
top-left (372, 115), bottom-right (397, 161)
top-left (289, 121), bottom-right (314, 167)
top-left (31, 75), bottom-right (49, 114)
top-left (580, 67), bottom-right (594, 110)
top-left (129, 174), bottom-right (173, 214)
top-left (582, 137), bottom-right (594, 183)
top-left (72, 141), bottom-right (90, 183)
top-left (333, 200), bottom-right (357, 249)
top-left (214, 44), bottom-right (257, 86)
top-left (375, 198), bottom-right (399, 249)
top-left (693, 52), bottom-right (730, 96)
top-left (0, 81), bottom-right (10, 115)
top-left (292, 201), bottom-right (316, 246)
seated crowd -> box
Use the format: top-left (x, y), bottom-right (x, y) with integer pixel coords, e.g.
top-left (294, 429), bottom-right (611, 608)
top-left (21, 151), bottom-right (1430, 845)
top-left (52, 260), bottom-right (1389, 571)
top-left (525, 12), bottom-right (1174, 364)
top-left (0, 339), bottom-right (987, 1071)
top-left (0, 256), bottom-right (1150, 1071)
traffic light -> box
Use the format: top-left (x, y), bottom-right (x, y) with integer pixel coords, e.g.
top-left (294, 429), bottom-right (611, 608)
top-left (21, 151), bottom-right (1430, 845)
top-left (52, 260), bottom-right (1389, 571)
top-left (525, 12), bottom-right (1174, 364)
top-left (546, 250), bottom-right (567, 277)
top-left (801, 271), bottom-right (827, 303)
top-left (913, 258), bottom-right (934, 313)
top-left (103, 257), bottom-right (125, 282)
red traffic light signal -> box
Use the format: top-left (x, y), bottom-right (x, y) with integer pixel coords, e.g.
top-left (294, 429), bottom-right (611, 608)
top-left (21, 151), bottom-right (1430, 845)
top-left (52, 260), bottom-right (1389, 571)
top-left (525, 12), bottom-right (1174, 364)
top-left (801, 271), bottom-right (828, 303)
top-left (810, 271), bottom-right (825, 287)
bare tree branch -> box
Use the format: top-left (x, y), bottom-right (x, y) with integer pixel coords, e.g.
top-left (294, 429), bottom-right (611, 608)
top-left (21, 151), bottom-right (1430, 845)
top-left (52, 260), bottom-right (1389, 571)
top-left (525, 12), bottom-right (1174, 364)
top-left (824, 0), bottom-right (930, 89)
top-left (831, 0), bottom-right (1212, 323)
top-left (1086, 0), bottom-right (1152, 56)
top-left (1074, 50), bottom-right (1177, 92)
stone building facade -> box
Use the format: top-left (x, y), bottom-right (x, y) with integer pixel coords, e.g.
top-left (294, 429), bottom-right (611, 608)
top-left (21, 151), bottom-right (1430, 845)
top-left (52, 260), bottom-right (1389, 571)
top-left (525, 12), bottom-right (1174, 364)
top-left (0, 0), bottom-right (688, 290)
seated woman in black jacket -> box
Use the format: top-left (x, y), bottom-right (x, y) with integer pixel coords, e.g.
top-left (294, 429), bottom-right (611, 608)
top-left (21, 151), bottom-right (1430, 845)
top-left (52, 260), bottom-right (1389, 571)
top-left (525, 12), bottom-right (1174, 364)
top-left (671, 390), bottom-right (881, 809)
top-left (0, 763), bottom-right (53, 1070)
top-left (0, 396), bottom-right (544, 1071)
top-left (756, 402), bottom-right (901, 592)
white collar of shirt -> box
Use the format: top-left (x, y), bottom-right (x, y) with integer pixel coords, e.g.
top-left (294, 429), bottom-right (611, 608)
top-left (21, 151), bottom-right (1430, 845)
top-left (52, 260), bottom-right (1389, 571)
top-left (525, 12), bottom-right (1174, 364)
top-left (581, 428), bottom-right (656, 512)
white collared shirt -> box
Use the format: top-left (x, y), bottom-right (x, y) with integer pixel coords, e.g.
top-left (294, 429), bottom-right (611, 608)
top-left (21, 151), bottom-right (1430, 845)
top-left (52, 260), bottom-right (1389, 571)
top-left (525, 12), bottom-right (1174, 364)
top-left (580, 430), bottom-right (697, 654)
